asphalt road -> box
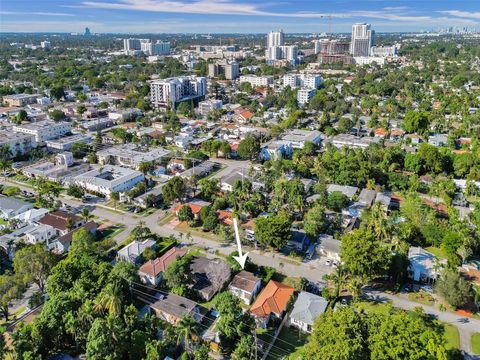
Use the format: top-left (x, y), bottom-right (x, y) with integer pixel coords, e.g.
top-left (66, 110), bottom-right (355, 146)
top-left (365, 288), bottom-right (480, 358)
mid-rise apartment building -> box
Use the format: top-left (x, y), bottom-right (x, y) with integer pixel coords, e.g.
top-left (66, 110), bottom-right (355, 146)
top-left (208, 61), bottom-right (240, 80)
top-left (239, 75), bottom-right (274, 87)
top-left (13, 120), bottom-right (72, 146)
top-left (0, 131), bottom-right (37, 156)
top-left (150, 76), bottom-right (207, 108)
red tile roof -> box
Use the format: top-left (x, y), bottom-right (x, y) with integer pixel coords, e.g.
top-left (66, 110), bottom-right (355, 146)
top-left (139, 247), bottom-right (187, 277)
top-left (37, 211), bottom-right (81, 232)
top-left (250, 280), bottom-right (294, 318)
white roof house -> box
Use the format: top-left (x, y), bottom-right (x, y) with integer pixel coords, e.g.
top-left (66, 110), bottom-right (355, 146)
top-left (117, 239), bottom-right (156, 264)
top-left (0, 196), bottom-right (34, 220)
top-left (290, 291), bottom-right (329, 333)
top-left (327, 184), bottom-right (359, 199)
top-left (407, 247), bottom-right (446, 284)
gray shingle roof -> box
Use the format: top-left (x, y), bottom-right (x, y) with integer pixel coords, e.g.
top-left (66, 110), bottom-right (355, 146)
top-left (290, 291), bottom-right (328, 326)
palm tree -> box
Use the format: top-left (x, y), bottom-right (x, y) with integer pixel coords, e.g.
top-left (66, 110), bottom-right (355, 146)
top-left (94, 281), bottom-right (123, 316)
top-left (324, 265), bottom-right (348, 300)
top-left (364, 202), bottom-right (390, 241)
top-left (111, 191), bottom-right (120, 209)
top-left (473, 285), bottom-right (480, 313)
top-left (346, 276), bottom-right (363, 302)
top-left (80, 208), bottom-right (93, 222)
top-left (176, 314), bottom-right (198, 354)
top-left (66, 218), bottom-right (76, 232)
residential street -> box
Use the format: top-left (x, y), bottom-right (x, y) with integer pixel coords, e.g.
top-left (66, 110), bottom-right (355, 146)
top-left (364, 288), bottom-right (480, 358)
top-left (5, 178), bottom-right (480, 358)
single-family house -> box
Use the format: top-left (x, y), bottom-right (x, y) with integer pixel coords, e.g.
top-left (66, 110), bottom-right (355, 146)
top-left (357, 189), bottom-right (376, 208)
top-left (250, 280), bottom-right (295, 328)
top-left (327, 184), bottom-right (358, 200)
top-left (228, 270), bottom-right (262, 305)
top-left (290, 292), bottom-right (328, 333)
top-left (318, 234), bottom-right (341, 261)
top-left (50, 221), bottom-right (97, 254)
top-left (37, 210), bottom-right (85, 237)
top-left (190, 257), bottom-right (232, 301)
top-left (138, 247), bottom-right (187, 286)
top-left (407, 247), bottom-right (446, 284)
top-left (287, 230), bottom-right (310, 251)
top-left (150, 293), bottom-right (203, 325)
top-left (117, 239), bottom-right (156, 264)
top-left (174, 200), bottom-right (212, 220)
top-left (0, 196), bottom-right (34, 220)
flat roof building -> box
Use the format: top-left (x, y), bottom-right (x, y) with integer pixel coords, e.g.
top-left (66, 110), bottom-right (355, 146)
top-left (13, 120), bottom-right (71, 146)
top-left (0, 131), bottom-right (36, 156)
top-left (72, 165), bottom-right (144, 197)
top-left (97, 144), bottom-right (170, 170)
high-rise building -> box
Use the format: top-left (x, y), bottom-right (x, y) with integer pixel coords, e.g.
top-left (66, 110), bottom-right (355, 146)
top-left (265, 30), bottom-right (298, 64)
top-left (208, 61), bottom-right (239, 80)
top-left (350, 23), bottom-right (374, 57)
top-left (150, 76), bottom-right (207, 109)
top-left (124, 38), bottom-right (141, 51)
top-left (267, 30), bottom-right (285, 47)
top-left (84, 27), bottom-right (91, 36)
top-left (41, 41), bottom-right (51, 49)
top-left (124, 39), bottom-right (170, 56)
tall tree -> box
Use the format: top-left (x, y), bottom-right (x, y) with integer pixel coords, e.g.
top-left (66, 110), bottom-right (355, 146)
top-left (13, 244), bottom-right (57, 292)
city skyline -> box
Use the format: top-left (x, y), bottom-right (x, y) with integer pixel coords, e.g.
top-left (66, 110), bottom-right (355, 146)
top-left (0, 0), bottom-right (479, 33)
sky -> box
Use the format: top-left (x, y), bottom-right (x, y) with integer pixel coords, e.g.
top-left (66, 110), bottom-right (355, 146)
top-left (0, 0), bottom-right (479, 34)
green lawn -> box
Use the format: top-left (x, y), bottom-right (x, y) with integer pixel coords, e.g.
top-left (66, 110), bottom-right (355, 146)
top-left (266, 326), bottom-right (308, 360)
top-left (407, 291), bottom-right (435, 306)
top-left (472, 333), bottom-right (480, 355)
top-left (443, 324), bottom-right (460, 350)
top-left (424, 246), bottom-right (447, 259)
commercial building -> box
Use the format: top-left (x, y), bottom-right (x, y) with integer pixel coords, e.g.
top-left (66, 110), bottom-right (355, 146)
top-left (150, 76), bottom-right (207, 108)
top-left (350, 23), bottom-right (374, 57)
top-left (208, 61), bottom-right (240, 80)
top-left (0, 131), bottom-right (36, 156)
top-left (239, 75), bottom-right (274, 87)
top-left (72, 165), bottom-right (144, 197)
top-left (3, 94), bottom-right (40, 107)
top-left (96, 144), bottom-right (170, 169)
top-left (13, 120), bottom-right (72, 145)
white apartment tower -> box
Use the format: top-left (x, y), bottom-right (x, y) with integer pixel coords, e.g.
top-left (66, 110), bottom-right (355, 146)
top-left (350, 23), bottom-right (374, 57)
top-left (267, 30), bottom-right (285, 47)
top-left (150, 76), bottom-right (207, 109)
top-left (123, 38), bottom-right (141, 51)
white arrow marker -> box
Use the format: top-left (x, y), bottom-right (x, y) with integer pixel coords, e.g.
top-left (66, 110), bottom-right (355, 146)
top-left (232, 218), bottom-right (249, 269)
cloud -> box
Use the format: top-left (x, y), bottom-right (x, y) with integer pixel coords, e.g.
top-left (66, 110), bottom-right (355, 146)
top-left (0, 11), bottom-right (74, 17)
top-left (79, 0), bottom-right (436, 22)
top-left (438, 10), bottom-right (480, 19)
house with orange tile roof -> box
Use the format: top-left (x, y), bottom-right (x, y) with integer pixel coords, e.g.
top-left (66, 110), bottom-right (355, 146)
top-left (138, 247), bottom-right (187, 286)
top-left (374, 128), bottom-right (388, 138)
top-left (217, 210), bottom-right (233, 226)
top-left (174, 199), bottom-right (211, 220)
top-left (250, 280), bottom-right (295, 328)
